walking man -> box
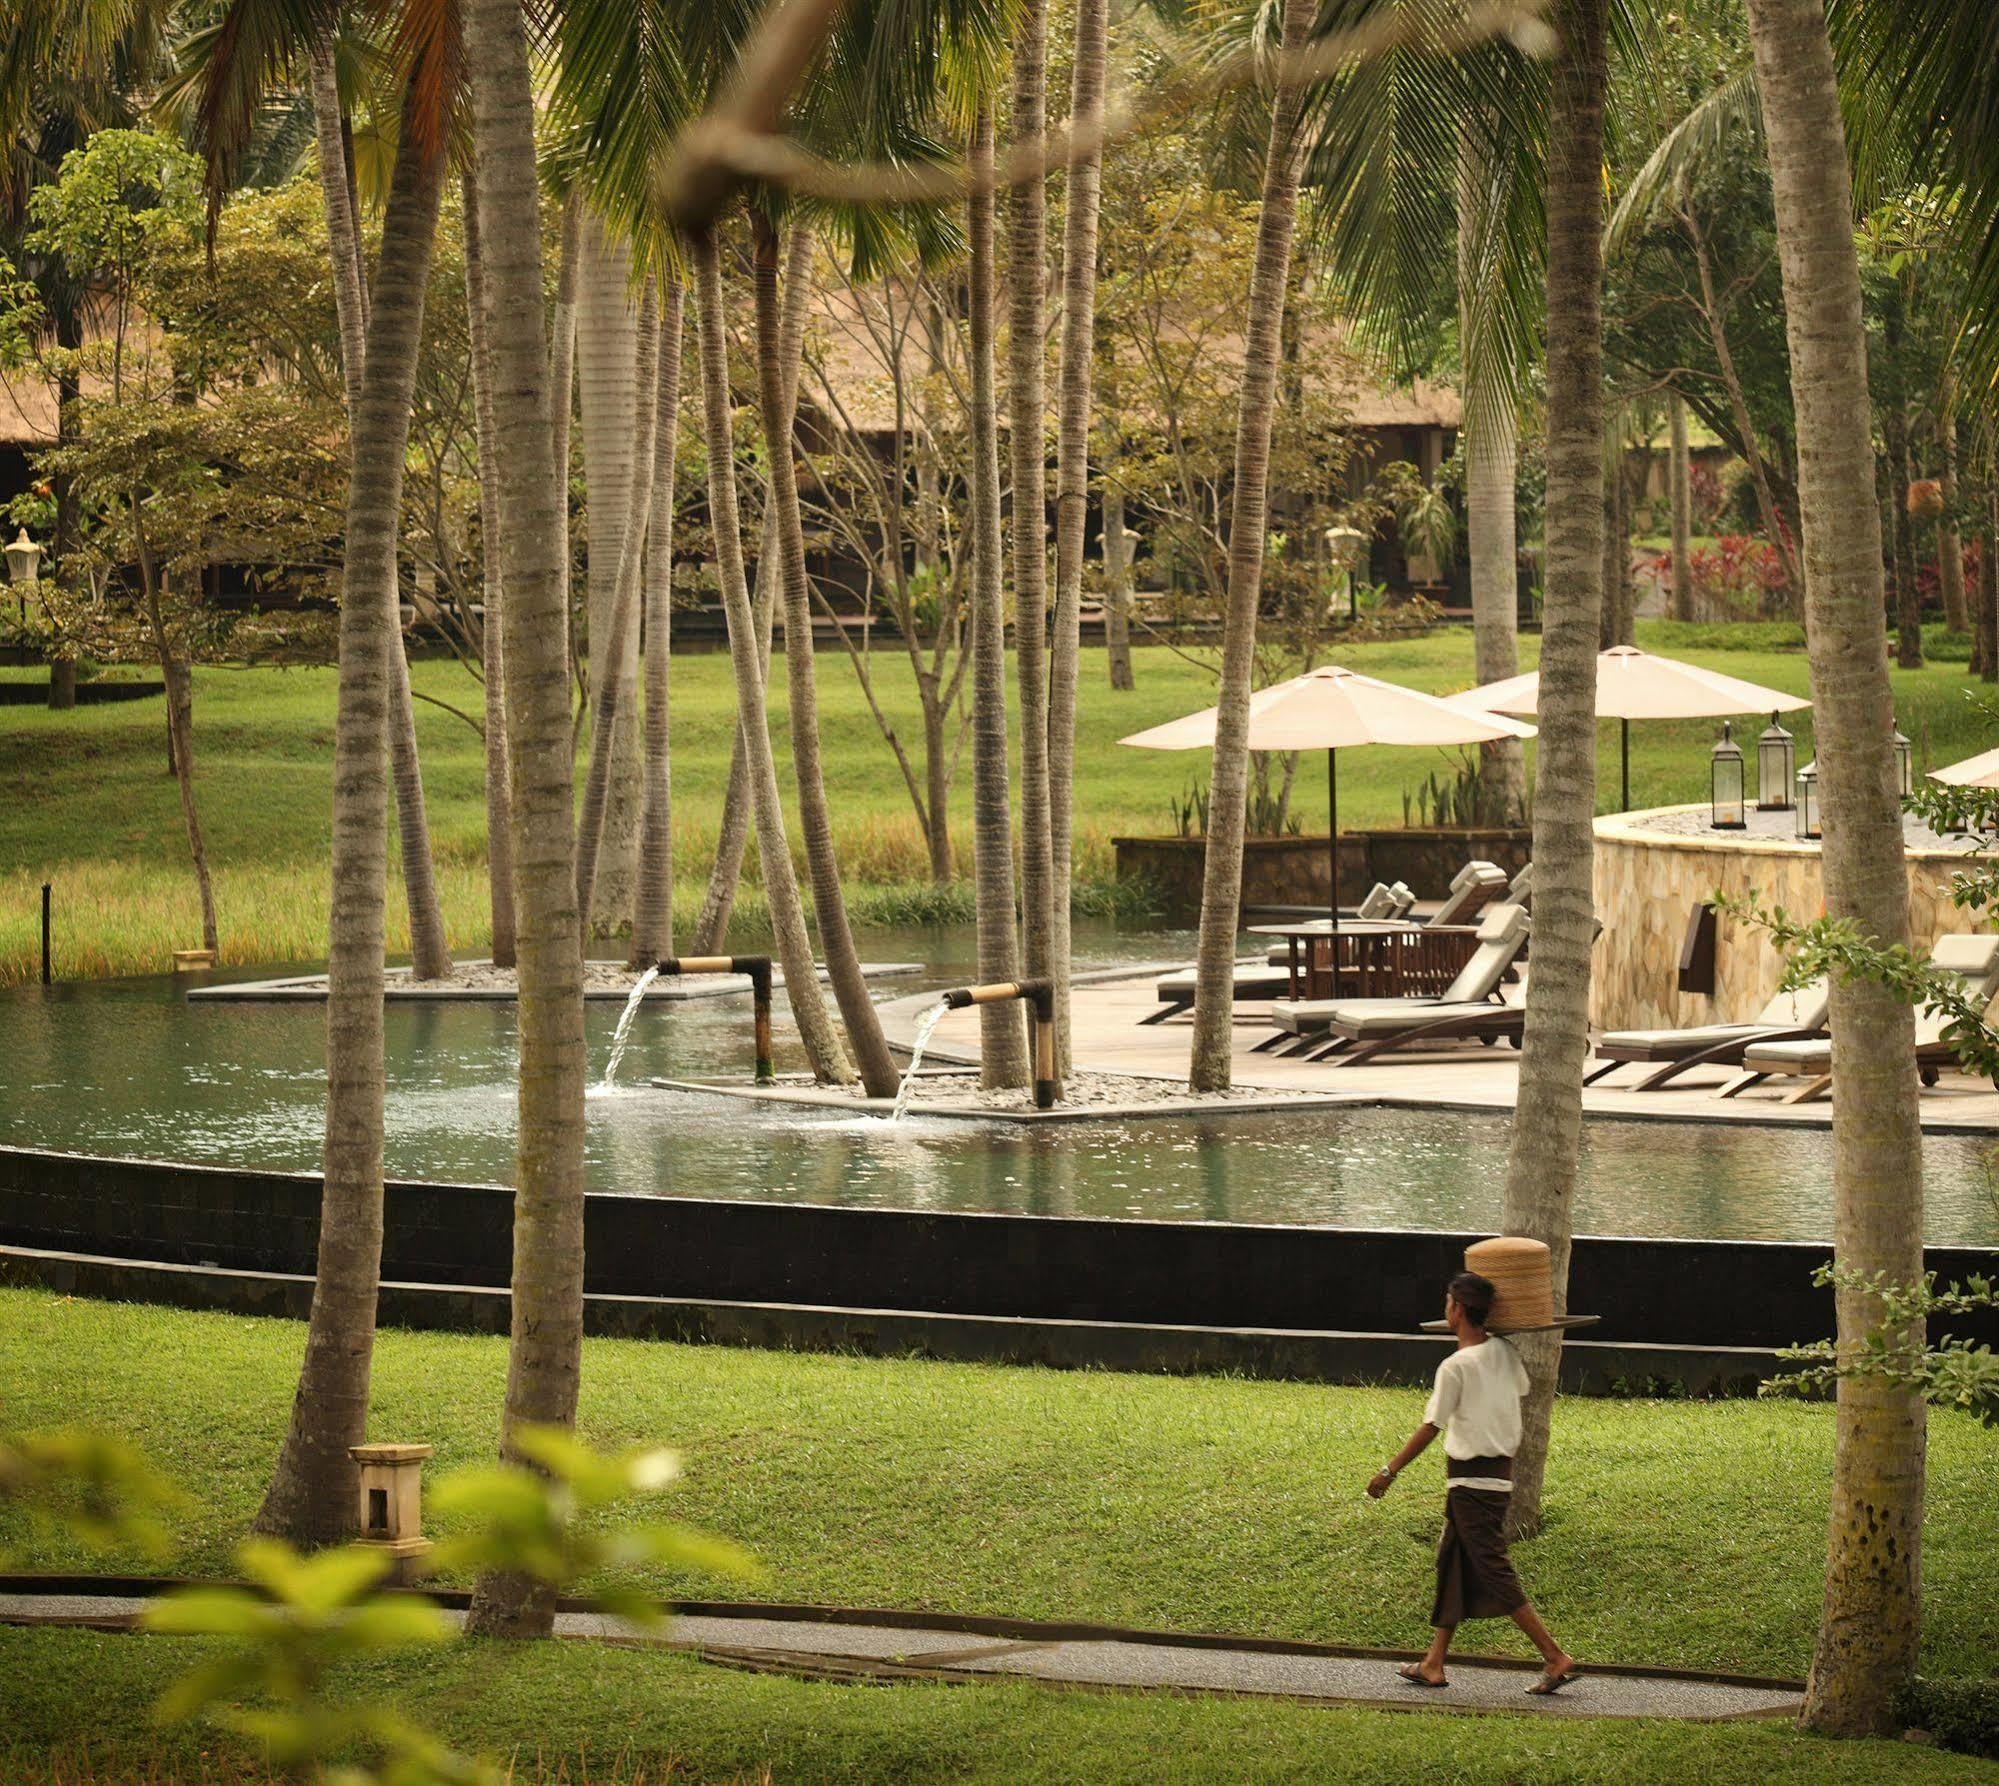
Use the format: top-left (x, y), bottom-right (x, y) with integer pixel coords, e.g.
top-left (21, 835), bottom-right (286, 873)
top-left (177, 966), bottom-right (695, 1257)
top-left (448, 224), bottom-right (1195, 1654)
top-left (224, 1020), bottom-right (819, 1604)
top-left (1366, 1268), bottom-right (1578, 1694)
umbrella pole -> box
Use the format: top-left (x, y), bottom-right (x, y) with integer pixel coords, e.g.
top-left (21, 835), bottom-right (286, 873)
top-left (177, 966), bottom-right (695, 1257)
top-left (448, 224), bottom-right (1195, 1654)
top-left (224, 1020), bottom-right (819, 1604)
top-left (1621, 717), bottom-right (1630, 813)
top-left (1327, 747), bottom-right (1339, 932)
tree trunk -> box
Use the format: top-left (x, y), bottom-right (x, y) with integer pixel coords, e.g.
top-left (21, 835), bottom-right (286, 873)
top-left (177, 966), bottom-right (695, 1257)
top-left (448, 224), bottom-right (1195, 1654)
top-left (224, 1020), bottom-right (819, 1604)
top-left (1044, 0), bottom-right (1109, 1081)
top-left (1745, 0), bottom-right (1927, 1735)
top-left (690, 224), bottom-right (812, 955)
top-left (1668, 391), bottom-right (1694, 620)
top-left (460, 0), bottom-right (589, 1639)
top-left (138, 555), bottom-right (218, 955)
top-left (1936, 395), bottom-right (1967, 634)
top-left (575, 284), bottom-right (661, 924)
top-left (1599, 442), bottom-right (1633, 650)
top-left (967, 109), bottom-right (1030, 1086)
top-left (689, 225), bottom-right (854, 1086)
top-left (463, 172), bottom-right (518, 970)
top-left (551, 192), bottom-right (582, 702)
top-left (1981, 476), bottom-right (1999, 685)
top-left (1458, 118), bottom-right (1524, 825)
top-left (1891, 418), bottom-right (1924, 668)
top-left (253, 98), bottom-right (445, 1547)
top-left (1497, 0), bottom-right (1607, 1540)
top-left (310, 31), bottom-right (452, 982)
top-left (575, 210), bottom-right (645, 934)
top-left (1103, 483), bottom-right (1136, 691)
top-left (1186, 0), bottom-right (1314, 1094)
top-left (629, 284), bottom-right (684, 967)
top-left (1009, 0), bottom-right (1056, 1024)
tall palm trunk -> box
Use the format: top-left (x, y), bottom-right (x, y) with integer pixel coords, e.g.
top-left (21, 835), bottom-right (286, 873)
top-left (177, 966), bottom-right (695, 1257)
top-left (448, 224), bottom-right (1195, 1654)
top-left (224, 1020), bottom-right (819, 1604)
top-left (1981, 474), bottom-right (1999, 685)
top-left (1744, 0), bottom-right (1926, 1734)
top-left (463, 172), bottom-right (517, 969)
top-left (1186, 0), bottom-right (1314, 1093)
top-left (137, 547), bottom-right (218, 954)
top-left (1103, 481), bottom-right (1136, 690)
top-left (1936, 389), bottom-right (1967, 634)
top-left (253, 99), bottom-right (445, 1546)
top-left (1668, 391), bottom-right (1693, 619)
top-left (1009, 0), bottom-right (1054, 1003)
top-left (309, 32), bottom-right (453, 982)
top-left (576, 212), bottom-right (645, 933)
top-left (690, 224), bottom-right (812, 954)
top-left (1497, 0), bottom-right (1606, 1539)
top-left (750, 214), bottom-right (898, 1097)
top-left (1458, 118), bottom-right (1524, 825)
top-left (689, 224), bottom-right (854, 1086)
top-left (576, 283), bottom-right (661, 924)
top-left (1889, 408), bottom-right (1925, 668)
top-left (1045, 0), bottom-right (1109, 1079)
top-left (629, 285), bottom-right (684, 967)
top-left (460, 0), bottom-right (589, 1640)
top-left (969, 110), bottom-right (1029, 1087)
top-left (551, 193), bottom-right (582, 705)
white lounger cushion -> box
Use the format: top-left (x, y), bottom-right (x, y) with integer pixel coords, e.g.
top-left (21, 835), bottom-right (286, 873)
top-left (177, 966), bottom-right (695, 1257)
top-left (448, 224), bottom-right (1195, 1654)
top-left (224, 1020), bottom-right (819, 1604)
top-left (1600, 976), bottom-right (1830, 1054)
top-left (1269, 903), bottom-right (1530, 1035)
top-left (1321, 998), bottom-right (1520, 1040)
top-left (1156, 963), bottom-right (1289, 1000)
top-left (1741, 936), bottom-right (1999, 1073)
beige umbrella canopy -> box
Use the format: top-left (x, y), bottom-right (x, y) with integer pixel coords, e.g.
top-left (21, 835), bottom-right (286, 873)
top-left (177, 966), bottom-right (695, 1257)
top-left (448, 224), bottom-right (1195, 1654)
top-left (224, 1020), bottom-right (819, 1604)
top-left (1449, 644), bottom-right (1811, 811)
top-left (1121, 664), bottom-right (1536, 924)
top-left (1930, 746), bottom-right (1999, 788)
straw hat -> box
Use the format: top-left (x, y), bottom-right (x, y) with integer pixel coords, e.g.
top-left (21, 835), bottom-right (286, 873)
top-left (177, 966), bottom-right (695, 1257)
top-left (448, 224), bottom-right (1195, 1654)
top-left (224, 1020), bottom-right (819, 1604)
top-left (1420, 1237), bottom-right (1599, 1335)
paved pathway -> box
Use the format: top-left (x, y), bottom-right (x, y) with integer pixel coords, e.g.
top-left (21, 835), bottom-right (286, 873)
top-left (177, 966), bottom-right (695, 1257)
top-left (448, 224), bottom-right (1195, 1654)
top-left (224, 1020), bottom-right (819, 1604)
top-left (0, 1592), bottom-right (1801, 1722)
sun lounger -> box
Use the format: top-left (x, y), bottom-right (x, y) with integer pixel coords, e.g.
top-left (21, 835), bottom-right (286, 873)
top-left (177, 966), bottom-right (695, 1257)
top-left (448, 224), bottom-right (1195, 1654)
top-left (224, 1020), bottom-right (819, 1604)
top-left (1259, 903), bottom-right (1532, 1063)
top-left (1263, 884), bottom-right (1401, 966)
top-left (1430, 860), bottom-right (1511, 928)
top-left (1584, 975), bottom-right (1830, 1091)
top-left (1148, 958), bottom-right (1292, 1025)
top-left (1722, 934), bottom-right (1999, 1103)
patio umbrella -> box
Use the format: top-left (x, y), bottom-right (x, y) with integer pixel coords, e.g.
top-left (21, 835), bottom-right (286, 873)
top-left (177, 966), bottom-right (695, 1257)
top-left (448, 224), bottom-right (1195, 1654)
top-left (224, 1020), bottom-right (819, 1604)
top-left (1120, 664), bottom-right (1536, 926)
top-left (1448, 644), bottom-right (1811, 813)
top-left (1930, 746), bottom-right (1999, 788)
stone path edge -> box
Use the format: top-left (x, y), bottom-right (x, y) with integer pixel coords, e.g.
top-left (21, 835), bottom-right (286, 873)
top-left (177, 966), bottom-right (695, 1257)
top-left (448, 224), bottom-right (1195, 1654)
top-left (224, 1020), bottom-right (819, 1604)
top-left (188, 962), bottom-right (922, 1004)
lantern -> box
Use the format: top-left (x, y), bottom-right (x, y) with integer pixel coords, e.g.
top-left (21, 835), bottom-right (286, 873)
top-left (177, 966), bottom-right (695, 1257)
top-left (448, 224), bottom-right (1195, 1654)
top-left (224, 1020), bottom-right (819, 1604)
top-left (1710, 721), bottom-right (1747, 830)
top-left (1325, 524), bottom-right (1367, 622)
top-left (1892, 726), bottom-right (1913, 798)
top-left (1756, 713), bottom-right (1795, 810)
top-left (4, 529), bottom-right (41, 585)
top-left (1796, 762), bottom-right (1820, 840)
top-left (350, 1441), bottom-right (434, 1584)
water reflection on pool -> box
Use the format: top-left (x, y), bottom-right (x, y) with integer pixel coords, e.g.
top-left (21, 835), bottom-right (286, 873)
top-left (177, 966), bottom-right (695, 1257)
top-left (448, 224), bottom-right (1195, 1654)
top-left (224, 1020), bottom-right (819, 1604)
top-left (4, 923), bottom-right (1995, 1246)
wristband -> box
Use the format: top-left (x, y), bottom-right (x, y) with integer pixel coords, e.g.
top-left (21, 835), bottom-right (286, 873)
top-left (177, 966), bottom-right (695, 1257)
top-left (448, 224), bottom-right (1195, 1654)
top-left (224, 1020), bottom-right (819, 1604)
top-left (1379, 1462), bottom-right (1399, 1479)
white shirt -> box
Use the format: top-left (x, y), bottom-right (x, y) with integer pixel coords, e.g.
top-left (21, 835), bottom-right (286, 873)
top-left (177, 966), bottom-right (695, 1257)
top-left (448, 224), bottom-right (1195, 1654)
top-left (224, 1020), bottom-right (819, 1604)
top-left (1422, 1337), bottom-right (1529, 1493)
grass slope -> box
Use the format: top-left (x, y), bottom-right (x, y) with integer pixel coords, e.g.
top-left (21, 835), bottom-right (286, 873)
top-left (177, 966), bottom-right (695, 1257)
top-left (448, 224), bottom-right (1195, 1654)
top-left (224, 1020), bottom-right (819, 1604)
top-left (4, 625), bottom-right (1988, 981)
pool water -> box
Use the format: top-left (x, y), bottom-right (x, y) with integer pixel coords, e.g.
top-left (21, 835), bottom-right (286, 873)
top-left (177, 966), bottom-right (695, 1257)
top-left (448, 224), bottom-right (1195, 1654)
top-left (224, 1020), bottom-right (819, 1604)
top-left (3, 922), bottom-right (1995, 1246)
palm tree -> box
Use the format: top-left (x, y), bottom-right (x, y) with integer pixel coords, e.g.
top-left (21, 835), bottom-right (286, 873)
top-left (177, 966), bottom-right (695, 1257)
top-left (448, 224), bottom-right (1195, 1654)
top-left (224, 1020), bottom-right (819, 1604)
top-left (253, 74), bottom-right (448, 1545)
top-left (459, 0), bottom-right (590, 1637)
top-left (967, 106), bottom-right (1029, 1086)
top-left (749, 207), bottom-right (900, 1095)
top-left (1187, 0), bottom-right (1317, 1093)
top-left (1744, 0), bottom-right (1926, 1735)
top-left (1496, 0), bottom-right (1607, 1542)
top-left (1045, 0), bottom-right (1109, 1074)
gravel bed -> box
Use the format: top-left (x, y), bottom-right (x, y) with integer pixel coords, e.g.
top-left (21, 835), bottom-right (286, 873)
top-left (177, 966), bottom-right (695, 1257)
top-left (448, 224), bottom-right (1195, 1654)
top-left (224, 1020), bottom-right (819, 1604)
top-left (879, 1069), bottom-right (1324, 1113)
top-left (394, 960), bottom-right (670, 994)
top-left (1628, 804), bottom-right (1983, 853)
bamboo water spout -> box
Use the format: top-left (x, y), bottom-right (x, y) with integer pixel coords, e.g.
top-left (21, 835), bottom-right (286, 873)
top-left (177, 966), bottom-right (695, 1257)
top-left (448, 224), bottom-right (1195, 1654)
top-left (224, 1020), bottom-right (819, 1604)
top-left (940, 978), bottom-right (1057, 1107)
top-left (657, 954), bottom-right (776, 1083)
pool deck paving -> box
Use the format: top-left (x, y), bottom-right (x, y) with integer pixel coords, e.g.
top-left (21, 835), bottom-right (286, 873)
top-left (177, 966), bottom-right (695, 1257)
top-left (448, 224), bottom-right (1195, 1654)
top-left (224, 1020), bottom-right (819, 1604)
top-left (872, 974), bottom-right (1999, 1132)
top-left (0, 1590), bottom-right (1803, 1722)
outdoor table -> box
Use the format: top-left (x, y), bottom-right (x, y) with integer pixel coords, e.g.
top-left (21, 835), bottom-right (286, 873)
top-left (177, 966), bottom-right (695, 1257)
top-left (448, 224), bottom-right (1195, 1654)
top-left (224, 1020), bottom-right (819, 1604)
top-left (1248, 920), bottom-right (1418, 1001)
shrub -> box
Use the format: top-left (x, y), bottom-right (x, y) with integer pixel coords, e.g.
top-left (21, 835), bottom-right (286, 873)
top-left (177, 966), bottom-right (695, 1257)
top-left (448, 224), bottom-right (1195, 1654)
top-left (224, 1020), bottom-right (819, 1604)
top-left (1893, 1678), bottom-right (1999, 1760)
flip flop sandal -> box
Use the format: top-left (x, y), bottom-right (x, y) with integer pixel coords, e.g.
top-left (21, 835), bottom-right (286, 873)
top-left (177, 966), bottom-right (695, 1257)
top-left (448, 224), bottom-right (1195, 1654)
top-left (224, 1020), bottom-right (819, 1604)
top-left (1526, 1666), bottom-right (1581, 1696)
top-left (1396, 1664), bottom-right (1449, 1689)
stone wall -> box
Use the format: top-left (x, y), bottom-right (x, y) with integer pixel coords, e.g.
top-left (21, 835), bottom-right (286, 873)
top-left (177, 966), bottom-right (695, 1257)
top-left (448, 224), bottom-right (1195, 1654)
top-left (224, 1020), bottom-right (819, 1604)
top-left (1590, 806), bottom-right (1990, 1031)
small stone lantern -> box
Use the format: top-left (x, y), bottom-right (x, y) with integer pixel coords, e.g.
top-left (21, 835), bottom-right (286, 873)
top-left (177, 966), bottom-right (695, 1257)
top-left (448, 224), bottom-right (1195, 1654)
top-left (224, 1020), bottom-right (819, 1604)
top-left (1710, 722), bottom-right (1746, 830)
top-left (351, 1442), bottom-right (433, 1584)
top-left (1892, 726), bottom-right (1913, 799)
top-left (5, 528), bottom-right (42, 586)
top-left (1756, 713), bottom-right (1794, 811)
top-left (1795, 762), bottom-right (1820, 840)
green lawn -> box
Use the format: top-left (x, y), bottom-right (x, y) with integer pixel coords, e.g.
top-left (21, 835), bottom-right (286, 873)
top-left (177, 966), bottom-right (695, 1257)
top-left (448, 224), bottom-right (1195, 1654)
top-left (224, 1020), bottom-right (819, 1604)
top-left (5, 1288), bottom-right (1998, 1782)
top-left (2, 624), bottom-right (1990, 982)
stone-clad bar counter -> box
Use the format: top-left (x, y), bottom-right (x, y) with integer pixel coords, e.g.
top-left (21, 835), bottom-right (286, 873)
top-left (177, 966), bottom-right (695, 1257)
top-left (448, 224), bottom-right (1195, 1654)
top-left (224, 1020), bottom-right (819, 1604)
top-left (1590, 803), bottom-right (1992, 1032)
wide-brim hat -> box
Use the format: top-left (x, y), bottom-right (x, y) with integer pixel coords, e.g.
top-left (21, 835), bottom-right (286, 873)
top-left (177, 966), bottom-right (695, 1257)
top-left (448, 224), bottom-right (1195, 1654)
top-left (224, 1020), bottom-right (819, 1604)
top-left (1418, 1235), bottom-right (1600, 1336)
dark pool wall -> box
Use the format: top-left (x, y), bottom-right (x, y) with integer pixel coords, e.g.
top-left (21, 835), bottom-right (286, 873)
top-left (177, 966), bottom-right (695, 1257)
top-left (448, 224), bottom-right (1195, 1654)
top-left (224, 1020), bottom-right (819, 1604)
top-left (5, 1143), bottom-right (1997, 1354)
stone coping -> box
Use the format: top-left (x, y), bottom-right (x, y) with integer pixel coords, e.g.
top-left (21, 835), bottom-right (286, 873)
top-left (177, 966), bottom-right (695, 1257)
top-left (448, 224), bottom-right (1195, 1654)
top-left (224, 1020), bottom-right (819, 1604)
top-left (188, 960), bottom-right (922, 1003)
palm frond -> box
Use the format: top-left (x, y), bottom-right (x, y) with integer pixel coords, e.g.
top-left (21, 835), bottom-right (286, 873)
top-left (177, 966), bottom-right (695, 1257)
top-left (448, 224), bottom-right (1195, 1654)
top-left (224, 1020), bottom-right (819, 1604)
top-left (1604, 57), bottom-right (1758, 264)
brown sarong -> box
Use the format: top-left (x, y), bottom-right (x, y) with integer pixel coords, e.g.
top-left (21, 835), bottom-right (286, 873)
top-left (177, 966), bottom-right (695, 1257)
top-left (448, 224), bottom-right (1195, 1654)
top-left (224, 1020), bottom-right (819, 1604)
top-left (1431, 1486), bottom-right (1527, 1627)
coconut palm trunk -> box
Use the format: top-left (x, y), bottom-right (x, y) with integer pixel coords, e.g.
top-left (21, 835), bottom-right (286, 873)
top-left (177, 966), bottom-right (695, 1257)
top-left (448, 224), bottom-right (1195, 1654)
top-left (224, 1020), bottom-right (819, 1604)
top-left (1743, 0), bottom-right (1927, 1734)
top-left (1186, 0), bottom-right (1315, 1094)
top-left (463, 172), bottom-right (518, 970)
top-left (1458, 117), bottom-right (1525, 826)
top-left (1497, 0), bottom-right (1607, 1540)
top-left (1890, 411), bottom-right (1925, 669)
top-left (750, 213), bottom-right (899, 1096)
top-left (576, 212), bottom-right (646, 933)
top-left (689, 223), bottom-right (854, 1085)
top-left (1103, 482), bottom-right (1135, 690)
top-left (460, 0), bottom-right (590, 1639)
top-left (1668, 391), bottom-right (1693, 619)
top-left (309, 32), bottom-right (453, 983)
top-left (1009, 0), bottom-right (1055, 1003)
top-left (551, 192), bottom-right (582, 705)
top-left (629, 284), bottom-right (684, 967)
top-left (1045, 0), bottom-right (1109, 1079)
top-left (575, 283), bottom-right (661, 924)
top-left (968, 109), bottom-right (1030, 1086)
top-left (1936, 389), bottom-right (1967, 634)
top-left (253, 99), bottom-right (446, 1546)
top-left (690, 223), bottom-right (812, 954)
